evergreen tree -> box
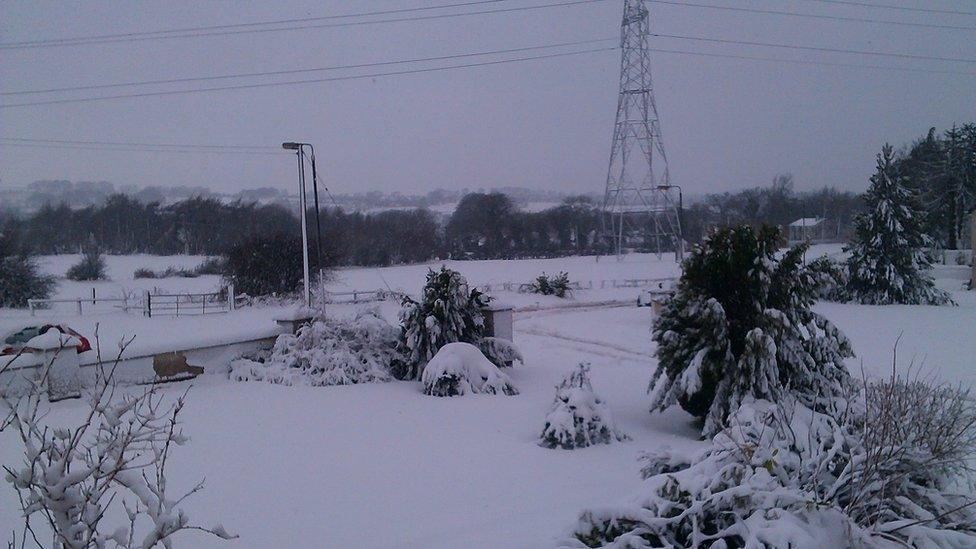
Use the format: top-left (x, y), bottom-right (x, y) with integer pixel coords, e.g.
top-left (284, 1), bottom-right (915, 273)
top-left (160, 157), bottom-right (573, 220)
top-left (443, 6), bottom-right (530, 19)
top-left (394, 267), bottom-right (489, 380)
top-left (650, 225), bottom-right (854, 437)
top-left (844, 144), bottom-right (953, 305)
top-left (0, 222), bottom-right (55, 308)
top-left (539, 363), bottom-right (627, 449)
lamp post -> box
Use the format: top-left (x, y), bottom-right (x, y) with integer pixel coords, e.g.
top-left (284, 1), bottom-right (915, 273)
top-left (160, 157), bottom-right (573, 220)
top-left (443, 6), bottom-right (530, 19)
top-left (657, 184), bottom-right (684, 262)
top-left (282, 142), bottom-right (313, 307)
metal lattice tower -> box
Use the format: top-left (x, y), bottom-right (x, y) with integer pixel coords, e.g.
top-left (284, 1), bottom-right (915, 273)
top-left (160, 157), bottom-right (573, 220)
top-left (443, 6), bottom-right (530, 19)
top-left (602, 0), bottom-right (682, 260)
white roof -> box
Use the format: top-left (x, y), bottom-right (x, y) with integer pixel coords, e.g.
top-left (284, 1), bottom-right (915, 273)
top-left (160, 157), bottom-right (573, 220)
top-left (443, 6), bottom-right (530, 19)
top-left (789, 217), bottom-right (825, 227)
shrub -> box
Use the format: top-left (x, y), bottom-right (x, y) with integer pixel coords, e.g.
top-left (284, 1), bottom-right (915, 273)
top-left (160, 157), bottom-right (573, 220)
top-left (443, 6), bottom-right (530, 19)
top-left (649, 225), bottom-right (854, 437)
top-left (134, 266), bottom-right (201, 279)
top-left (194, 256), bottom-right (226, 275)
top-left (66, 247), bottom-right (107, 281)
top-left (231, 308), bottom-right (398, 386)
top-left (133, 267), bottom-right (157, 279)
top-left (478, 337), bottom-right (523, 368)
top-left (568, 371), bottom-right (976, 548)
top-left (420, 342), bottom-right (518, 396)
top-left (539, 364), bottom-right (627, 449)
top-left (529, 271), bottom-right (572, 298)
top-left (395, 266), bottom-right (489, 380)
top-left (223, 232), bottom-right (325, 297)
top-left (0, 225), bottom-right (55, 308)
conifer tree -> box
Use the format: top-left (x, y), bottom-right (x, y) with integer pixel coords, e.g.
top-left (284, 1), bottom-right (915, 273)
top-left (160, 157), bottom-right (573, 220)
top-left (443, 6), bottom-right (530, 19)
top-left (539, 363), bottom-right (627, 449)
top-left (650, 225), bottom-right (853, 437)
top-left (844, 144), bottom-right (953, 305)
top-left (395, 267), bottom-right (489, 380)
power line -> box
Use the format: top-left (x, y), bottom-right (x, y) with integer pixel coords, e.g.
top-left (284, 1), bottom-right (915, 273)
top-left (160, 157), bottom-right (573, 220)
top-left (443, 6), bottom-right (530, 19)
top-left (645, 46), bottom-right (976, 76)
top-left (0, 137), bottom-right (282, 150)
top-left (798, 0), bottom-right (976, 17)
top-left (646, 0), bottom-right (976, 31)
top-left (7, 29), bottom-right (971, 100)
top-left (650, 32), bottom-right (976, 63)
top-left (1, 37), bottom-right (616, 96)
top-left (0, 0), bottom-right (510, 47)
top-left (3, 35), bottom-right (973, 109)
top-left (0, 0), bottom-right (609, 50)
top-left (0, 141), bottom-right (290, 155)
top-left (0, 47), bottom-right (616, 108)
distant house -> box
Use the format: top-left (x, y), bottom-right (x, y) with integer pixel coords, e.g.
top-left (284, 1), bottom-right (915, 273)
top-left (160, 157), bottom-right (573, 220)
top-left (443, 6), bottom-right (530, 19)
top-left (788, 217), bottom-right (828, 244)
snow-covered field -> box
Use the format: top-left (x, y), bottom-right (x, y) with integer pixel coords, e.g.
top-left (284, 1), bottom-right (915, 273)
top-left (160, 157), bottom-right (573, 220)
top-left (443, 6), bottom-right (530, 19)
top-left (1, 251), bottom-right (974, 547)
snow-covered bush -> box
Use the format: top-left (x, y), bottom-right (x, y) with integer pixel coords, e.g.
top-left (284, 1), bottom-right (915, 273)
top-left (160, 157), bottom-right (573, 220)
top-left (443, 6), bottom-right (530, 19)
top-left (0, 224), bottom-right (55, 308)
top-left (650, 225), bottom-right (854, 437)
top-left (66, 246), bottom-right (107, 281)
top-left (567, 373), bottom-right (976, 548)
top-left (1, 339), bottom-right (235, 548)
top-left (528, 271), bottom-right (573, 298)
top-left (478, 336), bottom-right (524, 368)
top-left (420, 342), bottom-right (518, 397)
top-left (231, 308), bottom-right (397, 386)
top-left (842, 144), bottom-right (954, 305)
top-left (540, 364), bottom-right (627, 449)
top-left (395, 266), bottom-right (489, 380)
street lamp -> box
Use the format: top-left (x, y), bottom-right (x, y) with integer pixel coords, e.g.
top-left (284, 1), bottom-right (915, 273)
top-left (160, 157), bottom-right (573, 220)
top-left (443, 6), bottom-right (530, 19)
top-left (657, 184), bottom-right (684, 261)
top-left (282, 141), bottom-right (324, 307)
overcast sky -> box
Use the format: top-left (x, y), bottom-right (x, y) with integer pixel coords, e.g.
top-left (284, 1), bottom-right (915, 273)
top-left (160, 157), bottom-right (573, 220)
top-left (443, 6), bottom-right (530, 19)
top-left (1, 0), bottom-right (973, 197)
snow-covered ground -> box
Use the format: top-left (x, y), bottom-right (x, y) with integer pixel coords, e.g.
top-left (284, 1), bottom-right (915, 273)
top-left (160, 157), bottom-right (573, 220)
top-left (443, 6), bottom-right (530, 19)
top-left (1, 250), bottom-right (974, 547)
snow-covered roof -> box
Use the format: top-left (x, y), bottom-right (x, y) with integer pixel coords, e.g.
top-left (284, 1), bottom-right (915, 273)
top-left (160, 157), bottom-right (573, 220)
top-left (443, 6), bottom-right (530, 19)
top-left (789, 217), bottom-right (826, 227)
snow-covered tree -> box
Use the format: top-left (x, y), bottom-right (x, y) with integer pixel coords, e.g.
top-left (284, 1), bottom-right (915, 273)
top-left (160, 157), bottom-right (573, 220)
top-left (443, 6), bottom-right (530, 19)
top-left (231, 308), bottom-right (398, 386)
top-left (420, 342), bottom-right (518, 397)
top-left (395, 267), bottom-right (489, 380)
top-left (650, 225), bottom-right (854, 437)
top-left (1, 339), bottom-right (235, 548)
top-left (539, 364), bottom-right (627, 449)
top-left (843, 144), bottom-right (953, 305)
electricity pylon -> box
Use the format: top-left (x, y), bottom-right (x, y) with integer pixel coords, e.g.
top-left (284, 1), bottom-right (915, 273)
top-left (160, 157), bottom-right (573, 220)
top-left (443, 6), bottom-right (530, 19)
top-left (601, 0), bottom-right (682, 261)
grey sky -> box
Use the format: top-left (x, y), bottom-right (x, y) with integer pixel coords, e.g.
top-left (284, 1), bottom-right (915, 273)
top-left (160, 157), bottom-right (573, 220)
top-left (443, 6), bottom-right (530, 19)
top-left (1, 0), bottom-right (973, 197)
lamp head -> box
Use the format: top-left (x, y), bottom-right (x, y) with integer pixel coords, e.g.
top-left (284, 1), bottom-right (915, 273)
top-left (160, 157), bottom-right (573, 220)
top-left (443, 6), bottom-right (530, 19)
top-left (281, 142), bottom-right (302, 150)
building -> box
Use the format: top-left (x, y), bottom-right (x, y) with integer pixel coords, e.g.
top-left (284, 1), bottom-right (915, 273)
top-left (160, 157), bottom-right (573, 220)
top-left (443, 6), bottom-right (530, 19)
top-left (788, 217), bottom-right (829, 244)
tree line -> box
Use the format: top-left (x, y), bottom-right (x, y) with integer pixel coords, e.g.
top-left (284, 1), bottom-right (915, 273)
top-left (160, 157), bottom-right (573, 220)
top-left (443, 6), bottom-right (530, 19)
top-left (5, 121), bottom-right (970, 268)
top-left (4, 182), bottom-right (862, 265)
top-left (897, 123), bottom-right (976, 250)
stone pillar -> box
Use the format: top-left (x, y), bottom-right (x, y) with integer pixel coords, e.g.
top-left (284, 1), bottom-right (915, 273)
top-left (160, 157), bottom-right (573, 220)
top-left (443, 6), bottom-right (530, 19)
top-left (483, 302), bottom-right (514, 341)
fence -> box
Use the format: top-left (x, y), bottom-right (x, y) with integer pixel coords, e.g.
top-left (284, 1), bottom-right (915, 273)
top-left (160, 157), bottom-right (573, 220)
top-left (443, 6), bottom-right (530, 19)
top-left (27, 286), bottom-right (235, 318)
top-left (477, 277), bottom-right (677, 294)
top-left (28, 295), bottom-right (139, 316)
top-left (318, 289), bottom-right (406, 304)
top-left (144, 286), bottom-right (234, 318)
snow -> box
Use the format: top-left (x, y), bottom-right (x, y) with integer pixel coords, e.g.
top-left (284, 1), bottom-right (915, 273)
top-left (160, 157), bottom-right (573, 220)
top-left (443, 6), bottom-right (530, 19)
top-left (2, 251), bottom-right (975, 547)
top-left (24, 327), bottom-right (81, 350)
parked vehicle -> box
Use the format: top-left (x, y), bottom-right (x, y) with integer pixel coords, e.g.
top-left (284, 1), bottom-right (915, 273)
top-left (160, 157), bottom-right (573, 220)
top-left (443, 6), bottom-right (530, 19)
top-left (1, 324), bottom-right (91, 355)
